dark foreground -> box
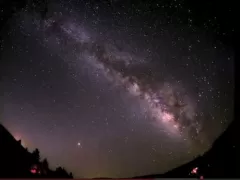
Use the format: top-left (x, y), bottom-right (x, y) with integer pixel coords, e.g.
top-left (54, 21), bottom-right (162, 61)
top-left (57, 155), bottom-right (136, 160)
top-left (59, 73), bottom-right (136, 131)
top-left (0, 120), bottom-right (237, 178)
top-left (133, 120), bottom-right (237, 178)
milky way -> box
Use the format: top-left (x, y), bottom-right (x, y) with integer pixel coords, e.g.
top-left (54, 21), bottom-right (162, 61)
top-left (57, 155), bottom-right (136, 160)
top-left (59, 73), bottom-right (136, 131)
top-left (2, 0), bottom-right (234, 178)
top-left (20, 12), bottom-right (203, 143)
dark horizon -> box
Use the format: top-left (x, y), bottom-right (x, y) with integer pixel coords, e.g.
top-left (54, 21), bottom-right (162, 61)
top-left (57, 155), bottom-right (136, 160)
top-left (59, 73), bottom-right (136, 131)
top-left (0, 119), bottom-right (237, 178)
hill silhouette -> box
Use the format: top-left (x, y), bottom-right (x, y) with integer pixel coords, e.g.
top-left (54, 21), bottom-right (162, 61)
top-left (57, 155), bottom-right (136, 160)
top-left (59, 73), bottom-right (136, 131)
top-left (0, 120), bottom-right (237, 178)
top-left (0, 124), bottom-right (73, 178)
top-left (133, 120), bottom-right (238, 178)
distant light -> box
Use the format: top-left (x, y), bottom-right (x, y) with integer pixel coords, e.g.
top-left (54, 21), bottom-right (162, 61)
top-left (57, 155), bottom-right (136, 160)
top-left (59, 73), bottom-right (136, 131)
top-left (30, 168), bottom-right (37, 174)
top-left (191, 167), bottom-right (198, 174)
top-left (77, 142), bottom-right (81, 147)
top-left (30, 165), bottom-right (38, 174)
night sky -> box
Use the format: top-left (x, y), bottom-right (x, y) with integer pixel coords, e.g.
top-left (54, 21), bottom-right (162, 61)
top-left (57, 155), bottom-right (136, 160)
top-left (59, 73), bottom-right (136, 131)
top-left (1, 0), bottom-right (234, 178)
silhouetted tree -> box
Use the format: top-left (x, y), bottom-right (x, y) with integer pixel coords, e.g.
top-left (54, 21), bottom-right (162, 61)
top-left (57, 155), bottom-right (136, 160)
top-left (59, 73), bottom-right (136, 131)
top-left (18, 139), bottom-right (22, 144)
top-left (40, 158), bottom-right (50, 175)
top-left (0, 124), bottom-right (74, 178)
top-left (32, 148), bottom-right (40, 164)
top-left (55, 166), bottom-right (72, 178)
top-left (42, 158), bottom-right (49, 169)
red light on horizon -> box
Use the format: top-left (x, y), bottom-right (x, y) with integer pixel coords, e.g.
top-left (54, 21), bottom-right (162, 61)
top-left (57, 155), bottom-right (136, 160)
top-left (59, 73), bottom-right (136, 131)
top-left (191, 167), bottom-right (198, 174)
top-left (30, 168), bottom-right (37, 174)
